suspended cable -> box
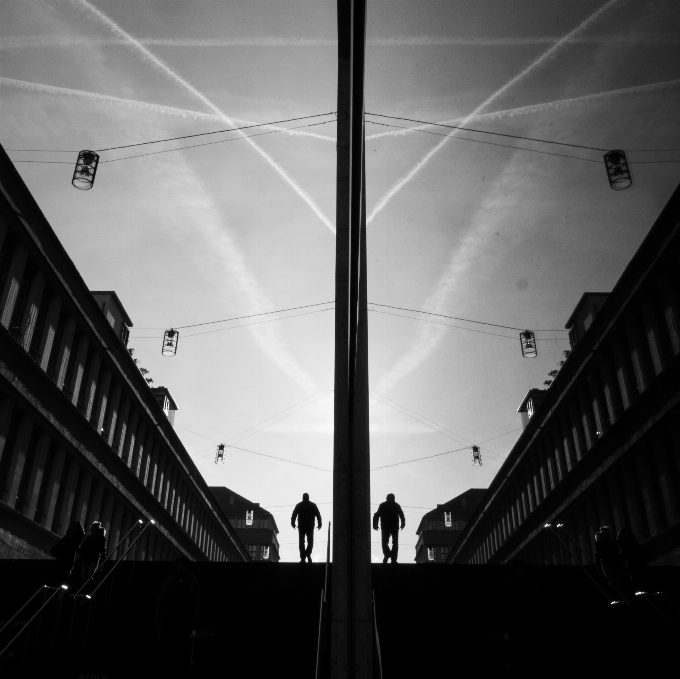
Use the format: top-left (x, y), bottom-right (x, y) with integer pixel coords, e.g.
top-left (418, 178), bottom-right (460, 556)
top-left (172, 300), bottom-right (334, 330)
top-left (368, 308), bottom-right (569, 342)
top-left (7, 112), bottom-right (335, 154)
top-left (100, 120), bottom-right (335, 163)
top-left (217, 444), bottom-right (331, 472)
top-left (95, 112), bottom-right (336, 152)
top-left (370, 391), bottom-right (506, 463)
top-left (365, 120), bottom-right (601, 163)
top-left (368, 302), bottom-right (567, 332)
top-left (479, 426), bottom-right (524, 445)
top-left (371, 447), bottom-right (470, 471)
top-left (367, 111), bottom-right (609, 152)
top-left (190, 387), bottom-right (333, 462)
top-left (130, 306), bottom-right (334, 340)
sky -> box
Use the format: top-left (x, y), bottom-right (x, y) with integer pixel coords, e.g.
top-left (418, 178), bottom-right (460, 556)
top-left (1, 0), bottom-right (679, 562)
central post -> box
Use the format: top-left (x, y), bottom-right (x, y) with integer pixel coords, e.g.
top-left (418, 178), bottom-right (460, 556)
top-left (332, 0), bottom-right (372, 677)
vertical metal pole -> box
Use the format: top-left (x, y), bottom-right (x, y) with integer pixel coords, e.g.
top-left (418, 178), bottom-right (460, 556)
top-left (332, 1), bottom-right (372, 677)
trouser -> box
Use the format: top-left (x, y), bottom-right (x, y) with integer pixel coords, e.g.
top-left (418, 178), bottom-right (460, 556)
top-left (299, 527), bottom-right (314, 559)
top-left (381, 528), bottom-right (399, 561)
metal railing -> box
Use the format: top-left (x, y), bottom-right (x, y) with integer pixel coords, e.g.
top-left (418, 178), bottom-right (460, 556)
top-left (315, 522), bottom-right (331, 679)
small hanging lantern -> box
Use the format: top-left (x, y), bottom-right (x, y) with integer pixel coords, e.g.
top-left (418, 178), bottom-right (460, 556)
top-left (603, 150), bottom-right (632, 191)
top-left (246, 510), bottom-right (254, 526)
top-left (215, 443), bottom-right (225, 464)
top-left (444, 511), bottom-right (452, 528)
top-left (162, 328), bottom-right (179, 356)
top-left (471, 445), bottom-right (482, 466)
top-left (427, 547), bottom-right (436, 561)
top-left (261, 546), bottom-right (270, 560)
top-left (520, 330), bottom-right (537, 358)
top-left (72, 150), bottom-right (100, 190)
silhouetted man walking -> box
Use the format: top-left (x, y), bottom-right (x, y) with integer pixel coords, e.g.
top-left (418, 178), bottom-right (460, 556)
top-left (291, 493), bottom-right (322, 563)
top-left (373, 493), bottom-right (405, 563)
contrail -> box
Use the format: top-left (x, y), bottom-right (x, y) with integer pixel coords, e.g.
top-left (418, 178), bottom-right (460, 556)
top-left (70, 0), bottom-right (335, 234)
top-left (141, 152), bottom-right (320, 390)
top-left (365, 78), bottom-right (680, 141)
top-left (367, 0), bottom-right (626, 223)
top-left (374, 0), bottom-right (626, 391)
top-left (3, 34), bottom-right (677, 50)
top-left (0, 77), bottom-right (336, 142)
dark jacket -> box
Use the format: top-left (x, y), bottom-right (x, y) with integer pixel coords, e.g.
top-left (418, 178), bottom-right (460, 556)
top-left (156, 572), bottom-right (201, 630)
top-left (373, 500), bottom-right (405, 532)
top-left (78, 531), bottom-right (106, 564)
top-left (291, 500), bottom-right (322, 530)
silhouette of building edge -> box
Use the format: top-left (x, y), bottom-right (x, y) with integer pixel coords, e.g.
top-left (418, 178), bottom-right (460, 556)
top-left (414, 489), bottom-right (486, 563)
top-left (447, 181), bottom-right (680, 566)
top-left (0, 144), bottom-right (249, 562)
top-left (210, 486), bottom-right (280, 562)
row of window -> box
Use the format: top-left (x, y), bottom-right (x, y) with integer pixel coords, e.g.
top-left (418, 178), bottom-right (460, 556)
top-left (460, 252), bottom-right (680, 565)
top-left (245, 544), bottom-right (271, 561)
top-left (231, 516), bottom-right (272, 530)
top-left (520, 421), bottom-right (680, 565)
top-left (426, 518), bottom-right (466, 531)
top-left (0, 225), bottom-right (240, 562)
top-left (427, 546), bottom-right (450, 562)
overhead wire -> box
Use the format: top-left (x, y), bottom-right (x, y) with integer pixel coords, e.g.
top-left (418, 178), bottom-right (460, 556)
top-left (100, 120), bottom-right (335, 163)
top-left (365, 119), bottom-right (602, 163)
top-left (370, 390), bottom-right (505, 463)
top-left (137, 300), bottom-right (335, 331)
top-left (129, 306), bottom-right (334, 340)
top-left (368, 302), bottom-right (567, 333)
top-left (368, 308), bottom-right (569, 342)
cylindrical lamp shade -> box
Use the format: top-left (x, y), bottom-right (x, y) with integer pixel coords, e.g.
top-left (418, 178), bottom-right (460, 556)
top-left (520, 330), bottom-right (537, 358)
top-left (162, 329), bottom-right (179, 356)
top-left (72, 150), bottom-right (100, 190)
top-left (603, 150), bottom-right (632, 190)
top-left (471, 445), bottom-right (482, 466)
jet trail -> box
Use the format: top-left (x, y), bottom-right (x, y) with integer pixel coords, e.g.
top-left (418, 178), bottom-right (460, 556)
top-left (0, 77), bottom-right (336, 142)
top-left (368, 0), bottom-right (626, 223)
top-left (70, 0), bottom-right (335, 234)
top-left (374, 0), bottom-right (626, 392)
top-left (365, 79), bottom-right (680, 141)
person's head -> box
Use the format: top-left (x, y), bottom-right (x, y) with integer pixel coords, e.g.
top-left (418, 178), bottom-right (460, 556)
top-left (69, 521), bottom-right (84, 538)
top-left (595, 526), bottom-right (611, 542)
top-left (90, 521), bottom-right (102, 535)
top-left (303, 493), bottom-right (309, 501)
top-left (176, 556), bottom-right (190, 575)
top-left (386, 493), bottom-right (395, 502)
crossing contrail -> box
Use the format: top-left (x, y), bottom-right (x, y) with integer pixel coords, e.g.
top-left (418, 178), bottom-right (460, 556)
top-left (0, 77), bottom-right (337, 142)
top-left (70, 0), bottom-right (335, 234)
top-left (365, 78), bottom-right (680, 141)
top-left (374, 0), bottom-right (626, 392)
top-left (2, 34), bottom-right (677, 50)
top-left (367, 0), bottom-right (626, 223)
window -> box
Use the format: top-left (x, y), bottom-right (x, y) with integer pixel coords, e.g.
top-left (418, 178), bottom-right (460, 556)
top-left (246, 510), bottom-right (254, 526)
top-left (444, 512), bottom-right (452, 527)
top-left (247, 544), bottom-right (258, 559)
top-left (440, 546), bottom-right (448, 562)
top-left (427, 547), bottom-right (435, 561)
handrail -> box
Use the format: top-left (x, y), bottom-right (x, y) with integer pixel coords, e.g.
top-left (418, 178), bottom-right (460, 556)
top-left (373, 591), bottom-right (383, 679)
top-left (83, 521), bottom-right (155, 599)
top-left (0, 585), bottom-right (68, 658)
top-left (74, 519), bottom-right (153, 597)
top-left (0, 585), bottom-right (45, 638)
top-left (315, 522), bottom-right (331, 679)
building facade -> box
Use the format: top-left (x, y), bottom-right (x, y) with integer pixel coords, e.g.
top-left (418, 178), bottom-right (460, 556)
top-left (210, 486), bottom-right (280, 562)
top-left (448, 182), bottom-right (680, 567)
top-left (0, 145), bottom-right (248, 562)
top-left (414, 489), bottom-right (485, 563)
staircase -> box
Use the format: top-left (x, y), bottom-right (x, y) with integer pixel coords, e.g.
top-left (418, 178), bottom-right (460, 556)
top-left (0, 560), bottom-right (677, 677)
